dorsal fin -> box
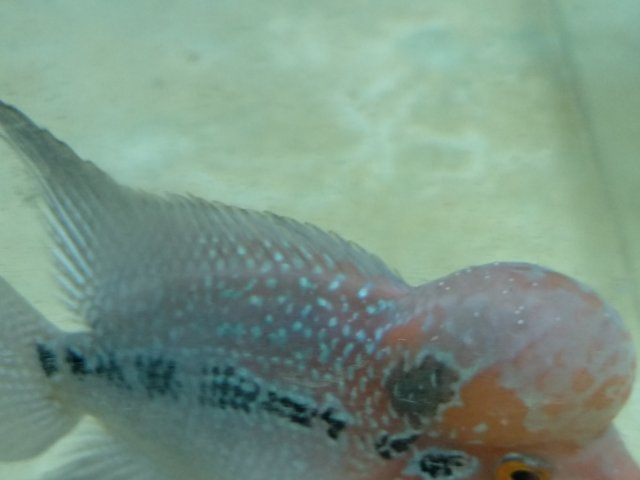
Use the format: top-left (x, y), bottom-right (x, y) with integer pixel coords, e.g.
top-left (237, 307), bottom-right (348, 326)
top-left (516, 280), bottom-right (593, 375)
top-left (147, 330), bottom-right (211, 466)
top-left (0, 101), bottom-right (409, 333)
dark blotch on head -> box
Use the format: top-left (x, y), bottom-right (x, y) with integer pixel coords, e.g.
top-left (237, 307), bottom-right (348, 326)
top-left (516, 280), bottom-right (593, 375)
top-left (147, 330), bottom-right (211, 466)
top-left (385, 355), bottom-right (459, 427)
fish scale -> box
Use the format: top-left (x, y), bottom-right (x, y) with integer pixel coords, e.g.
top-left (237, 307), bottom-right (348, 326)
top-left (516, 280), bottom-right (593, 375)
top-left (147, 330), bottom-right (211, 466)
top-left (0, 101), bottom-right (638, 480)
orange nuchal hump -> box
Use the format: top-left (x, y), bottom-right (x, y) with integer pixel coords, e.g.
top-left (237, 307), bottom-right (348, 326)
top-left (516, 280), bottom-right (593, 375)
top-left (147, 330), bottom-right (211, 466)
top-left (396, 263), bottom-right (637, 448)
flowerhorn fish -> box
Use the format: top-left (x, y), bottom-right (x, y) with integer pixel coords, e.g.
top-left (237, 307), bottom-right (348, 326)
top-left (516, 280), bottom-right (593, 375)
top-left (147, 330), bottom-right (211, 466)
top-left (0, 101), bottom-right (638, 480)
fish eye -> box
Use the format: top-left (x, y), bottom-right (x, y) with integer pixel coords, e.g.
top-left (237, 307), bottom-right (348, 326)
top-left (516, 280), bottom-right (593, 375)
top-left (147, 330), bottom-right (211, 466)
top-left (496, 457), bottom-right (550, 480)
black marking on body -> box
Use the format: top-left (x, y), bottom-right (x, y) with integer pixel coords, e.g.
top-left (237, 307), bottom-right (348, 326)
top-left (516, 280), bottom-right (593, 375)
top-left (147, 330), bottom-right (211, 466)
top-left (63, 349), bottom-right (182, 395)
top-left (198, 365), bottom-right (348, 440)
top-left (420, 452), bottom-right (467, 478)
top-left (134, 355), bottom-right (180, 399)
top-left (198, 365), bottom-right (260, 412)
top-left (385, 355), bottom-right (459, 427)
top-left (93, 351), bottom-right (129, 390)
top-left (406, 448), bottom-right (478, 479)
top-left (65, 348), bottom-right (89, 376)
top-left (262, 391), bottom-right (314, 427)
top-left (36, 343), bottom-right (58, 377)
top-left (374, 431), bottom-right (420, 459)
top-left (259, 390), bottom-right (347, 440)
top-left (320, 407), bottom-right (347, 439)
top-left (58, 348), bottom-right (349, 440)
top-left (63, 347), bottom-right (131, 390)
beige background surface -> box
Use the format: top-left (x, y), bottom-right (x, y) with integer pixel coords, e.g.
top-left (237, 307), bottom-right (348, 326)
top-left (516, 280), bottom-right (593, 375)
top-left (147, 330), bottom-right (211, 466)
top-left (0, 0), bottom-right (638, 477)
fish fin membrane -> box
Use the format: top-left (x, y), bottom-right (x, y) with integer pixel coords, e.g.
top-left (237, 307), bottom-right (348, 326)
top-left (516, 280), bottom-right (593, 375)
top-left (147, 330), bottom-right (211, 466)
top-left (0, 276), bottom-right (80, 461)
top-left (0, 101), bottom-right (410, 335)
top-left (39, 418), bottom-right (175, 480)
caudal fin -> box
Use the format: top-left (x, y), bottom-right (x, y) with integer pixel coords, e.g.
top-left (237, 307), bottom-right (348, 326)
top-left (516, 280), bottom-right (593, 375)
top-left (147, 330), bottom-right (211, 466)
top-left (0, 276), bottom-right (80, 461)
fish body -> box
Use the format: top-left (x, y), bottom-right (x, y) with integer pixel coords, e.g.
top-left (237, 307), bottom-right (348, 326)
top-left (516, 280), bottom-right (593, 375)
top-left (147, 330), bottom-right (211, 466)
top-left (0, 101), bottom-right (638, 480)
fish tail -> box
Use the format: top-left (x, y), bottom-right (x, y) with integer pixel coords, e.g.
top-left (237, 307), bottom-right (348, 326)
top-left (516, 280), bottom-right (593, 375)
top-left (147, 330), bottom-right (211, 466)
top-left (0, 276), bottom-right (80, 461)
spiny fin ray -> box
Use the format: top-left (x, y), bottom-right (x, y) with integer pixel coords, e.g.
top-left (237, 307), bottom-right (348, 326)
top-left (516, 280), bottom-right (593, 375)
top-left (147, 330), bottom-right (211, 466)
top-left (0, 101), bottom-right (409, 333)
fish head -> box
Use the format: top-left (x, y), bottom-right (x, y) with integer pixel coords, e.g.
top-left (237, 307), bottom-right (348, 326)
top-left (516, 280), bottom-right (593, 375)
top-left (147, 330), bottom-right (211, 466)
top-left (378, 262), bottom-right (638, 479)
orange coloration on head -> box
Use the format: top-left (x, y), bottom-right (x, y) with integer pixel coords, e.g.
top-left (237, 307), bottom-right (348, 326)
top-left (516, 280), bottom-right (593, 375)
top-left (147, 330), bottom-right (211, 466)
top-left (437, 367), bottom-right (533, 446)
top-left (379, 263), bottom-right (639, 479)
top-left (570, 368), bottom-right (595, 393)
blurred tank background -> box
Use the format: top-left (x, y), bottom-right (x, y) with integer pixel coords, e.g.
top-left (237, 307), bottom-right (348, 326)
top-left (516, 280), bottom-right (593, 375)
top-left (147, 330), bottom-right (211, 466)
top-left (0, 0), bottom-right (638, 476)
